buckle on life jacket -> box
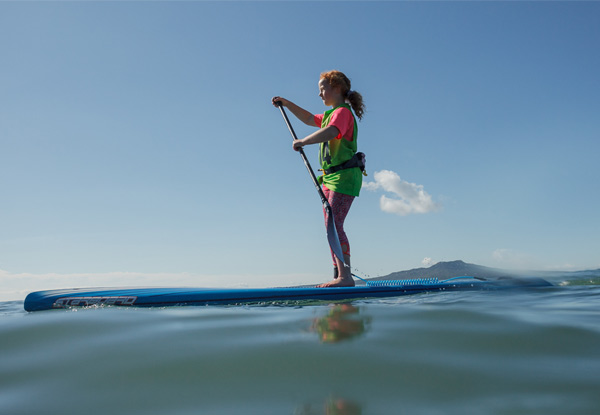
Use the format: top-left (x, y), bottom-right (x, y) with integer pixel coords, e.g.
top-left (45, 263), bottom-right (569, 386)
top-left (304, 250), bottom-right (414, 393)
top-left (322, 152), bottom-right (367, 176)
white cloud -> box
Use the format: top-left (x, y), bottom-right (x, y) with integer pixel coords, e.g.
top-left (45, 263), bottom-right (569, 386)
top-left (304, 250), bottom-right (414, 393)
top-left (363, 170), bottom-right (441, 216)
top-left (422, 257), bottom-right (436, 267)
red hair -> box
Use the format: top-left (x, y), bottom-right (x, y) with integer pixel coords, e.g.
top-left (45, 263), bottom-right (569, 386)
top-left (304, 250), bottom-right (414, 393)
top-left (320, 70), bottom-right (365, 120)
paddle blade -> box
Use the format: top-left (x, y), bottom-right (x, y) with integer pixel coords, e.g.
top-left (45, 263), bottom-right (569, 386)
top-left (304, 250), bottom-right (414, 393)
top-left (324, 204), bottom-right (346, 266)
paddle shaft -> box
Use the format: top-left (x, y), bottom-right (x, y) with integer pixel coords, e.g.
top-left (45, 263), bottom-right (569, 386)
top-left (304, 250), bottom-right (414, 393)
top-left (276, 102), bottom-right (346, 265)
top-left (276, 103), bottom-right (329, 206)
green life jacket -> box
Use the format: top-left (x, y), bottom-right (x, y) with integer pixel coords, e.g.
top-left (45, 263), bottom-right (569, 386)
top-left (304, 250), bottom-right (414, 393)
top-left (318, 104), bottom-right (362, 197)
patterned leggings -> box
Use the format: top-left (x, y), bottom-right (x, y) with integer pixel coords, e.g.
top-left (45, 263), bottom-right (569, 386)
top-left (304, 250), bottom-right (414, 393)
top-left (322, 185), bottom-right (355, 265)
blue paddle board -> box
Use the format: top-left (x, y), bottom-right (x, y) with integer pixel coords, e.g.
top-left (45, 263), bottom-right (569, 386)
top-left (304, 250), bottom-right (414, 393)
top-left (23, 276), bottom-right (552, 312)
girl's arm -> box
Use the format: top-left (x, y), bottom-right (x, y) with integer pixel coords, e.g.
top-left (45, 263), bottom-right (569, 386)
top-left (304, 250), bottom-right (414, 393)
top-left (272, 96), bottom-right (317, 127)
top-left (293, 126), bottom-right (339, 151)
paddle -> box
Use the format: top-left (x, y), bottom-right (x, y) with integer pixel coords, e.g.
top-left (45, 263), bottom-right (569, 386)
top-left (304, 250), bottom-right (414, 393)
top-left (276, 102), bottom-right (346, 266)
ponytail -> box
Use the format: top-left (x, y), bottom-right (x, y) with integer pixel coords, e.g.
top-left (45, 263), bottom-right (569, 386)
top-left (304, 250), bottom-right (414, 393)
top-left (320, 70), bottom-right (366, 120)
top-left (345, 90), bottom-right (365, 121)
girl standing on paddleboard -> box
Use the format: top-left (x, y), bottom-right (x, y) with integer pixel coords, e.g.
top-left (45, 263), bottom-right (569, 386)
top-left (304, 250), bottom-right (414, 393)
top-left (272, 70), bottom-right (366, 287)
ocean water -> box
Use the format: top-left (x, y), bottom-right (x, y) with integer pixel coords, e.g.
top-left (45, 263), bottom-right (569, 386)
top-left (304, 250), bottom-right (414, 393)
top-left (1, 274), bottom-right (599, 415)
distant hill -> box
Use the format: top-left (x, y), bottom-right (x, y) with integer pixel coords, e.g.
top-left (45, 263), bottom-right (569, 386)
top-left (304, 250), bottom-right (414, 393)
top-left (367, 260), bottom-right (600, 282)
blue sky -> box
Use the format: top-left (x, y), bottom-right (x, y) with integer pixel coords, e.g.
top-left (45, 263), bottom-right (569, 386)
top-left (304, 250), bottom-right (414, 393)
top-left (1, 1), bottom-right (599, 299)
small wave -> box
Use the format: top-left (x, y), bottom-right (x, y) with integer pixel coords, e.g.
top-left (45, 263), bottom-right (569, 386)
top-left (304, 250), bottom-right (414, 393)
top-left (556, 275), bottom-right (600, 287)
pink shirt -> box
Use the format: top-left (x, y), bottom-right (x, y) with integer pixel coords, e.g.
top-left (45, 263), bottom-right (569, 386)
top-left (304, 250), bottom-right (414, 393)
top-left (314, 107), bottom-right (355, 141)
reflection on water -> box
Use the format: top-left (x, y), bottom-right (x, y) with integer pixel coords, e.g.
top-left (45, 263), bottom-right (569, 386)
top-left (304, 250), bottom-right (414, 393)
top-left (312, 304), bottom-right (371, 343)
top-left (295, 396), bottom-right (362, 415)
top-left (299, 305), bottom-right (367, 413)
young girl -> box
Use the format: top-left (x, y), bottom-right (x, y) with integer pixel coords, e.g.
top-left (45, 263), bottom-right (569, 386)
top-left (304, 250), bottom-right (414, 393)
top-left (272, 70), bottom-right (365, 287)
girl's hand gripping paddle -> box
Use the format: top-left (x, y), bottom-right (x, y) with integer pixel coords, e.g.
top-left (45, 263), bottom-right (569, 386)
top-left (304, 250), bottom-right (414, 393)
top-left (275, 102), bottom-right (346, 266)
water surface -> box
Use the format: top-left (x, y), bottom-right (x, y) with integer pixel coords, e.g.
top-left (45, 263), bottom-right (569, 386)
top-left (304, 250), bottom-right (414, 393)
top-left (1, 276), bottom-right (599, 414)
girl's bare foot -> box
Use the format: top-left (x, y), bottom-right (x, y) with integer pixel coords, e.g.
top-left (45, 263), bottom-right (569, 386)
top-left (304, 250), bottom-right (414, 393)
top-left (318, 255), bottom-right (354, 287)
top-left (316, 276), bottom-right (355, 288)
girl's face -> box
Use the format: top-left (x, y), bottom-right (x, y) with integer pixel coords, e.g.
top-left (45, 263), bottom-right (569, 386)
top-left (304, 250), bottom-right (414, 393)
top-left (318, 79), bottom-right (341, 107)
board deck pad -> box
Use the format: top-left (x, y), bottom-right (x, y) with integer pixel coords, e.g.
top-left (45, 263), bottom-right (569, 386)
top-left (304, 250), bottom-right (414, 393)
top-left (23, 276), bottom-right (553, 312)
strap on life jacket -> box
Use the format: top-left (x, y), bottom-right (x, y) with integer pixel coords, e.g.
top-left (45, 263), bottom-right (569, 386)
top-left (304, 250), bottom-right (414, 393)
top-left (320, 152), bottom-right (367, 176)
